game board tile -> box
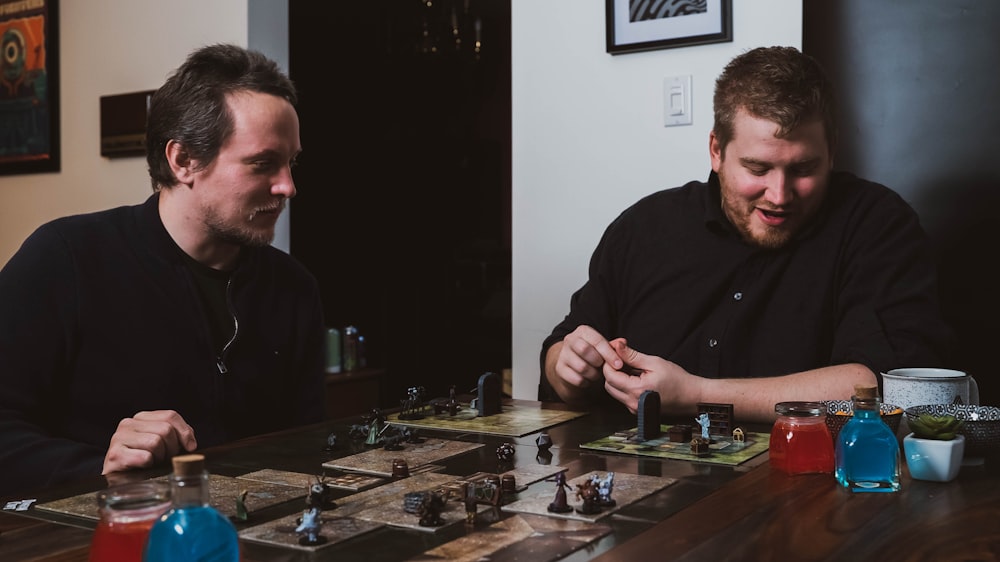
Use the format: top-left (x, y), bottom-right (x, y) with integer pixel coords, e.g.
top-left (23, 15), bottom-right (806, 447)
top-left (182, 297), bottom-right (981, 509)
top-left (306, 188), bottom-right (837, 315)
top-left (238, 468), bottom-right (385, 492)
top-left (323, 472), bottom-right (493, 533)
top-left (386, 403), bottom-right (589, 438)
top-left (239, 514), bottom-right (383, 551)
top-left (35, 474), bottom-right (304, 521)
top-left (410, 513), bottom-right (613, 562)
top-left (501, 471), bottom-right (676, 523)
top-left (322, 438), bottom-right (484, 477)
top-left (580, 425), bottom-right (770, 466)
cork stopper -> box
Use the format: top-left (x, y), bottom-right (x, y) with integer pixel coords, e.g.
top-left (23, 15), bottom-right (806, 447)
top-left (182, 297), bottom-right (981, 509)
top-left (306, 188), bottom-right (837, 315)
top-left (171, 454), bottom-right (205, 477)
top-left (854, 385), bottom-right (878, 399)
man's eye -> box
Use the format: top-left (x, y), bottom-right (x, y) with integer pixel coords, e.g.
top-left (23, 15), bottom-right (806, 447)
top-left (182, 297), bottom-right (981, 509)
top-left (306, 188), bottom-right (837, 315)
top-left (747, 167), bottom-right (768, 176)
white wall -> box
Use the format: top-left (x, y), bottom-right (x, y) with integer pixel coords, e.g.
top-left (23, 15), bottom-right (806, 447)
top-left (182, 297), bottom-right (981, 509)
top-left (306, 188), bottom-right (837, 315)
top-left (0, 0), bottom-right (255, 265)
top-left (0, 0), bottom-right (802, 401)
top-left (510, 0), bottom-right (803, 399)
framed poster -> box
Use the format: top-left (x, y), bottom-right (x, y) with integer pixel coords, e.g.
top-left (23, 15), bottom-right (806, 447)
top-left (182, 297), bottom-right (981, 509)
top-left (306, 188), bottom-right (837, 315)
top-left (606, 0), bottom-right (732, 55)
top-left (0, 0), bottom-right (59, 175)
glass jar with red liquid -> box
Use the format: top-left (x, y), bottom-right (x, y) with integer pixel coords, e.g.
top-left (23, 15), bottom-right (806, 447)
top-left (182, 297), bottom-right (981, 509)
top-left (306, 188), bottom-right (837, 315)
top-left (89, 480), bottom-right (172, 562)
top-left (769, 401), bottom-right (835, 475)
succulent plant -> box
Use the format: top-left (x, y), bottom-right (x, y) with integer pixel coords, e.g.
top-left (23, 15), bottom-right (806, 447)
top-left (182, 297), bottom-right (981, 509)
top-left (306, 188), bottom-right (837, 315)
top-left (908, 413), bottom-right (965, 440)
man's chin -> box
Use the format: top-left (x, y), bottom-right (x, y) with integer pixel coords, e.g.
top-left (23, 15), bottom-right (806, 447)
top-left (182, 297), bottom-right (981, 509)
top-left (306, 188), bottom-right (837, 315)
top-left (747, 228), bottom-right (793, 250)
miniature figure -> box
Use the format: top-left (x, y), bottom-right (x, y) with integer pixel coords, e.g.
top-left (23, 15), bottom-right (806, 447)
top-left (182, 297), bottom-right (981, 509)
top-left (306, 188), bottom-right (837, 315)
top-left (696, 412), bottom-right (711, 440)
top-left (382, 432), bottom-right (405, 451)
top-left (574, 478), bottom-right (602, 515)
top-left (307, 475), bottom-right (337, 510)
top-left (234, 489), bottom-right (249, 521)
top-left (399, 386), bottom-right (427, 420)
top-left (348, 423), bottom-right (369, 442)
top-left (324, 432), bottom-right (338, 451)
top-left (417, 492), bottom-right (446, 527)
top-left (295, 507), bottom-right (326, 545)
top-left (464, 489), bottom-right (478, 525)
top-left (593, 472), bottom-right (616, 507)
top-left (547, 471), bottom-right (573, 513)
top-left (401, 426), bottom-right (425, 444)
top-left (364, 408), bottom-right (389, 446)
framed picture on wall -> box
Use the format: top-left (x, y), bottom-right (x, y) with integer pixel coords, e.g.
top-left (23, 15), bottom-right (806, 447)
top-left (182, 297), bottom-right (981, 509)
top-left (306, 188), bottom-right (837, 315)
top-left (0, 0), bottom-right (59, 175)
top-left (606, 0), bottom-right (732, 55)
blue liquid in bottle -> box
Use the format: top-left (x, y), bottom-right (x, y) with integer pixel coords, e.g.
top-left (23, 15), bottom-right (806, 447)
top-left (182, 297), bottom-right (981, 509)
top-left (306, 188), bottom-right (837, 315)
top-left (143, 454), bottom-right (240, 562)
top-left (834, 386), bottom-right (900, 492)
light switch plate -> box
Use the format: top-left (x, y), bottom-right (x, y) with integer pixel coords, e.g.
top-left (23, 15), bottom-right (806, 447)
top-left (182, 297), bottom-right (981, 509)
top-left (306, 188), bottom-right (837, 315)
top-left (664, 75), bottom-right (692, 127)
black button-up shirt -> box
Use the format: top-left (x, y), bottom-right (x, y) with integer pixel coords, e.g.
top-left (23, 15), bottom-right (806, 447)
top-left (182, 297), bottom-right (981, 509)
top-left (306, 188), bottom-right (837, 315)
top-left (540, 171), bottom-right (955, 403)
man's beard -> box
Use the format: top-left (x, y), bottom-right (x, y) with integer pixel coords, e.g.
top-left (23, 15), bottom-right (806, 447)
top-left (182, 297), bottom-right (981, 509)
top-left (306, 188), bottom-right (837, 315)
top-left (204, 206), bottom-right (279, 248)
top-left (719, 171), bottom-right (794, 250)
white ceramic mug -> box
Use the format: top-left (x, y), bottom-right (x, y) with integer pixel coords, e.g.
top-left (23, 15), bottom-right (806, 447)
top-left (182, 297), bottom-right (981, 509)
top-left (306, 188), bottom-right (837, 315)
top-left (881, 368), bottom-right (980, 412)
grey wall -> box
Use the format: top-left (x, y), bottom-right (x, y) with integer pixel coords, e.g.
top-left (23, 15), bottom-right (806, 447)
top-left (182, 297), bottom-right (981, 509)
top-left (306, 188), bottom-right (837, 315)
top-left (805, 1), bottom-right (1000, 404)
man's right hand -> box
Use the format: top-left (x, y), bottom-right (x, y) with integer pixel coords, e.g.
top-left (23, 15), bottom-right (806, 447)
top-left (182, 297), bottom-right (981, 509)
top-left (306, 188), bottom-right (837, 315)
top-left (102, 410), bottom-right (198, 475)
top-left (544, 325), bottom-right (625, 406)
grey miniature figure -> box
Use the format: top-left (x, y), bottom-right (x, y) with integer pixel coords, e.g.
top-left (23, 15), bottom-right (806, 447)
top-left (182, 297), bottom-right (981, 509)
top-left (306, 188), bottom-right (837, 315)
top-left (593, 472), bottom-right (616, 507)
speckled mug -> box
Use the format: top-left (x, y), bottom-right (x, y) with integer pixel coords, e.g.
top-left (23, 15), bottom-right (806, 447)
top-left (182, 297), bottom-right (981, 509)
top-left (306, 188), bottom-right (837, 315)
top-left (882, 368), bottom-right (979, 412)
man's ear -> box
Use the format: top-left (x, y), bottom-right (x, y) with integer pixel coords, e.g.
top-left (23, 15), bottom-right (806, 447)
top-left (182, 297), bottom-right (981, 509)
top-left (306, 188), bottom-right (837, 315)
top-left (165, 140), bottom-right (196, 186)
top-left (709, 130), bottom-right (723, 173)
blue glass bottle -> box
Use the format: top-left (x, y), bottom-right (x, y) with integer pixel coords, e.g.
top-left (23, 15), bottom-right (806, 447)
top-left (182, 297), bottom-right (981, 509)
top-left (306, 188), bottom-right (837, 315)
top-left (834, 385), bottom-right (900, 492)
top-left (143, 454), bottom-right (240, 561)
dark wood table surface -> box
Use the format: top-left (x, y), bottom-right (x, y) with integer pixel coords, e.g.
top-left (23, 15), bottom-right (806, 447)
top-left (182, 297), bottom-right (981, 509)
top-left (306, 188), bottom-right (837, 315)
top-left (2, 400), bottom-right (998, 561)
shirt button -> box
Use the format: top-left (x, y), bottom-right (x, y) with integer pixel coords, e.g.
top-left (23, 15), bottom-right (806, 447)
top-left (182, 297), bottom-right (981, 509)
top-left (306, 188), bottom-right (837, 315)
top-left (733, 292), bottom-right (742, 301)
top-left (708, 338), bottom-right (718, 348)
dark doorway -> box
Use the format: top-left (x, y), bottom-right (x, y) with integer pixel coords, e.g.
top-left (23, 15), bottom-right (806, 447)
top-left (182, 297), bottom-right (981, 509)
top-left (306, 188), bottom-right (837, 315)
top-left (288, 1), bottom-right (512, 406)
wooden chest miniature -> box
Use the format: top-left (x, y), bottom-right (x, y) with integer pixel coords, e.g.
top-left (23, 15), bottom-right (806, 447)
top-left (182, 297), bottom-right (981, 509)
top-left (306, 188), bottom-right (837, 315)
top-left (668, 424), bottom-right (692, 443)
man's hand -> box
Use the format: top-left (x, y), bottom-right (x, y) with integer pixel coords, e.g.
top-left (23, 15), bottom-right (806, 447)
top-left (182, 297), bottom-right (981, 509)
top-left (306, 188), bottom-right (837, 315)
top-left (603, 339), bottom-right (701, 414)
top-left (544, 325), bottom-right (625, 406)
top-left (102, 410), bottom-right (198, 475)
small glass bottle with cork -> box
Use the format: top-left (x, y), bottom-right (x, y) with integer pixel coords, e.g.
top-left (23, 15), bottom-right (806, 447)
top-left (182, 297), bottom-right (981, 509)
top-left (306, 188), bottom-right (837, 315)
top-left (834, 384), bottom-right (901, 492)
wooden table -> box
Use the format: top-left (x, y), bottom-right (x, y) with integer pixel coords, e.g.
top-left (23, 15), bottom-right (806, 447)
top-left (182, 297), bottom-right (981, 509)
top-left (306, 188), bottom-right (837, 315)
top-left (2, 401), bottom-right (997, 561)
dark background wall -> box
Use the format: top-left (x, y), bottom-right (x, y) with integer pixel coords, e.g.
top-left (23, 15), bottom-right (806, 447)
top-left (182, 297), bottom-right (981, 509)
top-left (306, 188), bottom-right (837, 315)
top-left (285, 1), bottom-right (997, 409)
top-left (287, 1), bottom-right (512, 406)
top-left (804, 1), bottom-right (1000, 405)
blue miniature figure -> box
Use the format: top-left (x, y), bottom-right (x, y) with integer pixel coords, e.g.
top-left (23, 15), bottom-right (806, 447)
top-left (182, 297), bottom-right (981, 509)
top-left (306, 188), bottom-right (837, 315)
top-left (696, 413), bottom-right (711, 440)
top-left (296, 507), bottom-right (326, 545)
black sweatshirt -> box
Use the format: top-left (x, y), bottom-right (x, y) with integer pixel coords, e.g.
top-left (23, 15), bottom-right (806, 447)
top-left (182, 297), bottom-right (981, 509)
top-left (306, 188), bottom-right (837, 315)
top-left (0, 193), bottom-right (326, 495)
